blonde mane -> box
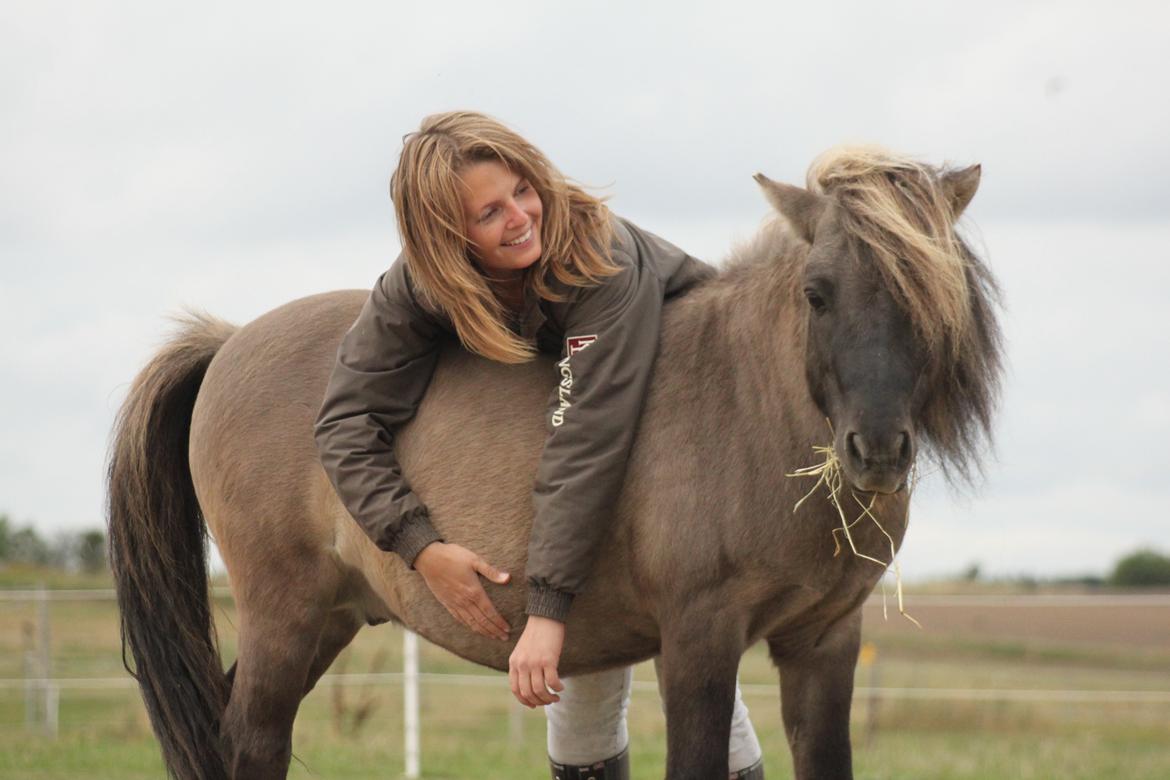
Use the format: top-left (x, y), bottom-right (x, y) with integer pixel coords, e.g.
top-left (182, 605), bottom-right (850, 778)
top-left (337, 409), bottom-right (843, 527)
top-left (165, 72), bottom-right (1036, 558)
top-left (712, 147), bottom-right (1003, 483)
top-left (808, 146), bottom-right (972, 357)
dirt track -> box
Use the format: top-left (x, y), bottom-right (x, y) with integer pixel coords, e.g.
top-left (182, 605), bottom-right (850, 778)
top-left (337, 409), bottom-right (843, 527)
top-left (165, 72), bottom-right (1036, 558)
top-left (861, 595), bottom-right (1170, 649)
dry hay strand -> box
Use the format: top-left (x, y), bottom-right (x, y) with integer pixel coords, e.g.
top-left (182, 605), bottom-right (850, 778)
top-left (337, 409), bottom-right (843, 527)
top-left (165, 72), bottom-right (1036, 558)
top-left (788, 430), bottom-right (921, 628)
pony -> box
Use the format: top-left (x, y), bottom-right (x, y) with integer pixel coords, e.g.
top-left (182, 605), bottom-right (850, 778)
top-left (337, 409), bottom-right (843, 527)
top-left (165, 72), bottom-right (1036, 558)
top-left (107, 147), bottom-right (1001, 779)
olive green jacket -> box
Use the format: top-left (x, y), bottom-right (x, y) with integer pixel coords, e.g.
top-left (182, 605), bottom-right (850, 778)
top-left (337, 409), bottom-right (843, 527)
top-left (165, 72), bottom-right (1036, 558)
top-left (314, 216), bottom-right (714, 621)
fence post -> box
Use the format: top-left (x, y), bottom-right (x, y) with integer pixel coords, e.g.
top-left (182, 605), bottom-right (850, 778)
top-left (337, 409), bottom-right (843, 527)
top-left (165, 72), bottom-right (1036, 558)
top-left (23, 583), bottom-right (53, 734)
top-left (509, 696), bottom-right (524, 747)
top-left (404, 630), bottom-right (420, 779)
top-left (38, 583), bottom-right (52, 736)
top-left (23, 620), bottom-right (37, 730)
top-left (47, 683), bottom-right (59, 738)
top-left (859, 641), bottom-right (879, 746)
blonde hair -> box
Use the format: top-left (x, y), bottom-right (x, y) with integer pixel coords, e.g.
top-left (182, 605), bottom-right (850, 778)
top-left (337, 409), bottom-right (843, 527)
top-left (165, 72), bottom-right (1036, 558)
top-left (390, 111), bottom-right (618, 363)
top-left (808, 145), bottom-right (971, 358)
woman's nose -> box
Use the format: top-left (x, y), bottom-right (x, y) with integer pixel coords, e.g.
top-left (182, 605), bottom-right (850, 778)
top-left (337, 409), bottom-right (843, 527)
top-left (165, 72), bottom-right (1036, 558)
top-left (504, 199), bottom-right (528, 227)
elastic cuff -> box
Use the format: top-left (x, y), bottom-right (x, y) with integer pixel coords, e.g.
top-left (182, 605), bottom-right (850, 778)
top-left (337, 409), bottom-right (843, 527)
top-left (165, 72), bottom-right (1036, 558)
top-left (525, 586), bottom-right (574, 622)
top-left (383, 508), bottom-right (443, 567)
top-left (550, 746), bottom-right (629, 779)
top-left (730, 758), bottom-right (764, 780)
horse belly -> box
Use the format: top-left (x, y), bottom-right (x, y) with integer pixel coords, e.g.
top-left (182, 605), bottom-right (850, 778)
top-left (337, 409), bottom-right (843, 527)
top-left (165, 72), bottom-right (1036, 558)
top-left (374, 347), bottom-right (657, 672)
top-left (395, 345), bottom-right (550, 601)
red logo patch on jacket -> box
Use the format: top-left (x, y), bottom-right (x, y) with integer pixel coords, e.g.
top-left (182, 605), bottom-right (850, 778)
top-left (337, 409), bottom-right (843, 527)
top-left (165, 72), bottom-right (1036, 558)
top-left (566, 334), bottom-right (598, 356)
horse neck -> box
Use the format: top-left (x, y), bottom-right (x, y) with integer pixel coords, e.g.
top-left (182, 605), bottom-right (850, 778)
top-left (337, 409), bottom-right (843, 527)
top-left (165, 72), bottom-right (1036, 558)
top-left (652, 227), bottom-right (830, 507)
top-left (672, 229), bottom-right (816, 435)
top-left (655, 244), bottom-right (911, 586)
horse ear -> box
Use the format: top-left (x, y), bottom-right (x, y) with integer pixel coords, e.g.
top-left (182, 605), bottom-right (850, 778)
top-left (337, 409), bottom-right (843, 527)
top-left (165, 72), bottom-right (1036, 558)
top-left (753, 173), bottom-right (827, 244)
top-left (941, 164), bottom-right (981, 220)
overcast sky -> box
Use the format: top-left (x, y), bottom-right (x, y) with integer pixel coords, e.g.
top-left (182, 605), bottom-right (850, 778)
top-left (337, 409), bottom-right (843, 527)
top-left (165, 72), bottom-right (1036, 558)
top-left (2, 1), bottom-right (1168, 580)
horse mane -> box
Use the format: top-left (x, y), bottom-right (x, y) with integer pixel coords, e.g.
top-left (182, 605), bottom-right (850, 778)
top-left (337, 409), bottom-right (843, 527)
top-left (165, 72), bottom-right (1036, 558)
top-left (816, 146), bottom-right (1004, 482)
top-left (716, 147), bottom-right (1003, 484)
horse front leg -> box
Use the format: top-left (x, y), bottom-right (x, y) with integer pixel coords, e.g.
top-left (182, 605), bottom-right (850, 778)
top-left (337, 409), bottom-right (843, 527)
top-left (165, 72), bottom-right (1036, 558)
top-left (769, 611), bottom-right (862, 780)
top-left (658, 603), bottom-right (746, 780)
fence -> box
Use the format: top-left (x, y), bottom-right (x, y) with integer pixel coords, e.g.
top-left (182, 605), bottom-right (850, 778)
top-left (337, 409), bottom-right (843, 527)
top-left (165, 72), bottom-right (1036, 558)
top-left (4, 587), bottom-right (1170, 777)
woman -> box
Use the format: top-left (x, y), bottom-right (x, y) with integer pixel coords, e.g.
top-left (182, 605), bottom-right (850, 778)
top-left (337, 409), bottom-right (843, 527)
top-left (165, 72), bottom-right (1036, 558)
top-left (314, 111), bottom-right (763, 779)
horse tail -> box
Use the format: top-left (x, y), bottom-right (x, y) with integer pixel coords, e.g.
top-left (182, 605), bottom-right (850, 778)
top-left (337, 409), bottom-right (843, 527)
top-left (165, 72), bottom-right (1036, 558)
top-left (107, 312), bottom-right (237, 780)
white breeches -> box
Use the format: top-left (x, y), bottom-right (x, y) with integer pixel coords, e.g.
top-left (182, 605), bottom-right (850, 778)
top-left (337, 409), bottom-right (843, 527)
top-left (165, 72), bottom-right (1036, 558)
top-left (544, 662), bottom-right (762, 772)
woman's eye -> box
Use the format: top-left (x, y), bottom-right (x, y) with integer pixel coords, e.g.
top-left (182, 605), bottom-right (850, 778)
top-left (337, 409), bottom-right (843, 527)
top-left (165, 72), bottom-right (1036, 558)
top-left (479, 208), bottom-right (497, 223)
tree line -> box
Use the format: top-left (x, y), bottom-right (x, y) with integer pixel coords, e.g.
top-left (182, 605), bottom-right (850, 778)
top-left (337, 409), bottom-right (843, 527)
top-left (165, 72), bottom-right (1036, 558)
top-left (2, 509), bottom-right (1169, 586)
top-left (0, 513), bottom-right (108, 573)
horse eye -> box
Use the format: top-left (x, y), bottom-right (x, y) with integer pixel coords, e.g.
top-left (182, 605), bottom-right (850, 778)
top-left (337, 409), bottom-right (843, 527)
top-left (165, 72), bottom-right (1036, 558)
top-left (804, 289), bottom-right (828, 314)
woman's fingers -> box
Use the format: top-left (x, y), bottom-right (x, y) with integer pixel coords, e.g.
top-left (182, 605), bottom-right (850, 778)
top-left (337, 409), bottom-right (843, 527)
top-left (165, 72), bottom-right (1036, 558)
top-left (545, 665), bottom-right (564, 695)
top-left (419, 543), bottom-right (511, 640)
top-left (470, 590), bottom-right (510, 637)
top-left (456, 606), bottom-right (493, 639)
top-left (449, 598), bottom-right (501, 641)
top-left (470, 558), bottom-right (511, 636)
top-left (515, 663), bottom-right (536, 707)
top-left (473, 556), bottom-right (511, 585)
top-left (509, 658), bottom-right (556, 708)
top-left (529, 666), bottom-right (560, 706)
top-left (433, 591), bottom-right (486, 638)
top-left (467, 598), bottom-right (509, 641)
top-left (507, 615), bottom-right (565, 707)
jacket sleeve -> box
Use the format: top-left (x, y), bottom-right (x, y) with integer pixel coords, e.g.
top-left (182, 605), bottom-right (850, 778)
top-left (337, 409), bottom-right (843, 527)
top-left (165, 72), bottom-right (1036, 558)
top-left (524, 246), bottom-right (666, 621)
top-left (314, 264), bottom-right (446, 566)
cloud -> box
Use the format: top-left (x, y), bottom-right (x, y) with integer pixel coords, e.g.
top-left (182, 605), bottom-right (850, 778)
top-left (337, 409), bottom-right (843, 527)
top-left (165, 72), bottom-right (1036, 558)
top-left (2, 1), bottom-right (1168, 580)
top-left (903, 479), bottom-right (1170, 578)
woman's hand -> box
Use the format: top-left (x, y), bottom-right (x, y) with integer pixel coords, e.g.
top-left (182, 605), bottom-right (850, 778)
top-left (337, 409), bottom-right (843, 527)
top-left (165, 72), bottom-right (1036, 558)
top-left (509, 615), bottom-right (566, 707)
top-left (413, 542), bottom-right (511, 641)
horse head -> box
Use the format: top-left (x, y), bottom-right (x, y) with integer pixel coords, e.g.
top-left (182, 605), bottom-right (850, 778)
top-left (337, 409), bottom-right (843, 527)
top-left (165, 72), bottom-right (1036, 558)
top-left (755, 148), bottom-right (1001, 493)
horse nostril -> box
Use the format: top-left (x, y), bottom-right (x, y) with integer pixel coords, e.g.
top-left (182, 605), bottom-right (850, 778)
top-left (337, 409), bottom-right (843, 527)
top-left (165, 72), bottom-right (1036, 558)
top-left (846, 432), bottom-right (864, 463)
top-left (897, 432), bottom-right (911, 462)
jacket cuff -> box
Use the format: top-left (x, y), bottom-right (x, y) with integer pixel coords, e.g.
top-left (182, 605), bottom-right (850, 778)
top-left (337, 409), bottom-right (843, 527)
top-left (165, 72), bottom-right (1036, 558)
top-left (382, 508), bottom-right (443, 568)
top-left (525, 585), bottom-right (574, 622)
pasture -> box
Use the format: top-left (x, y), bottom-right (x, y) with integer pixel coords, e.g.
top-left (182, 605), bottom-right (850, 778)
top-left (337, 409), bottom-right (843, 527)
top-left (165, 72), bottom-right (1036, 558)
top-left (1, 568), bottom-right (1167, 779)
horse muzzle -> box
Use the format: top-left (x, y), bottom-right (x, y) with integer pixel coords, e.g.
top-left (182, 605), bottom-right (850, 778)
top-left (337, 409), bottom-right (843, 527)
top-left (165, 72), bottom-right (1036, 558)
top-left (840, 428), bottom-right (914, 494)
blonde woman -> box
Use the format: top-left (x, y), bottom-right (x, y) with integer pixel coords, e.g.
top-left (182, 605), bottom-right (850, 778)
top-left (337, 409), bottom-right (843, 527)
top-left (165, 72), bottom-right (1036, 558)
top-left (314, 112), bottom-right (763, 780)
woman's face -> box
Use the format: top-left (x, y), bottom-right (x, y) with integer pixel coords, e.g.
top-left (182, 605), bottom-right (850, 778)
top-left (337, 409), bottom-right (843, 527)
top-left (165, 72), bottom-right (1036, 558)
top-left (459, 159), bottom-right (543, 279)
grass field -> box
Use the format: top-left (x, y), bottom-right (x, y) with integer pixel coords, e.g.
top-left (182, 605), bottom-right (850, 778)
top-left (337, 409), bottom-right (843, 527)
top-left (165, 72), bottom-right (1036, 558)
top-left (2, 567), bottom-right (1168, 779)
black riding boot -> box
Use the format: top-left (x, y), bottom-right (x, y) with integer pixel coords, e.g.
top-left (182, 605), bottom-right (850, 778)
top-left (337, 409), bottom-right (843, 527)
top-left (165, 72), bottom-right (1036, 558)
top-left (730, 757), bottom-right (765, 779)
top-left (549, 747), bottom-right (630, 780)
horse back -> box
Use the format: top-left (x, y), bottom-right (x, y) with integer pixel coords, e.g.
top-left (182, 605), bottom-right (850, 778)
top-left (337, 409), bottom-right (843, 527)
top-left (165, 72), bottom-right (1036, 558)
top-left (188, 291), bottom-right (658, 674)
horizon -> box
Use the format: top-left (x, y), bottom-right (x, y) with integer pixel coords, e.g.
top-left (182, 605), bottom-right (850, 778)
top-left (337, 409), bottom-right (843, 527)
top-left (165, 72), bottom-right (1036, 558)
top-left (3, 2), bottom-right (1168, 583)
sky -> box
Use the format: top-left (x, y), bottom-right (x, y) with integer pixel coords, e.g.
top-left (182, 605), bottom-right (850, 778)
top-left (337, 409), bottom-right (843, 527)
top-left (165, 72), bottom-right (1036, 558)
top-left (2, 1), bottom-right (1168, 580)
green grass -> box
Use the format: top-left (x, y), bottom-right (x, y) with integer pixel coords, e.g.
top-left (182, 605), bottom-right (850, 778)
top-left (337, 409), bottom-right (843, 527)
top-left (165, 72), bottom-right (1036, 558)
top-left (4, 678), bottom-right (1169, 779)
top-left (2, 575), bottom-right (1168, 778)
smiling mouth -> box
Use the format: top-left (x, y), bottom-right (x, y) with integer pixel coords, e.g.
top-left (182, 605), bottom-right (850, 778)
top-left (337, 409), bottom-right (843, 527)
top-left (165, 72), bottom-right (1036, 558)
top-left (503, 226), bottom-right (533, 247)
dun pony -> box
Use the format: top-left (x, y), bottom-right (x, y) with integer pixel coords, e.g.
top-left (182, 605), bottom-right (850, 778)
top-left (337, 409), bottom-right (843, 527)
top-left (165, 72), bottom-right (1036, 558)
top-left (109, 147), bottom-right (1001, 779)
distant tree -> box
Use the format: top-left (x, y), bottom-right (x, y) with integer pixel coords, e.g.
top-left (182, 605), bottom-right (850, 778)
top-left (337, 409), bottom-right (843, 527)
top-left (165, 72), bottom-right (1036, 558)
top-left (48, 530), bottom-right (75, 569)
top-left (0, 513), bottom-right (10, 560)
top-left (960, 562), bottom-right (982, 582)
top-left (8, 527), bottom-right (50, 565)
top-left (1013, 574), bottom-right (1039, 592)
top-left (1054, 574), bottom-right (1106, 588)
top-left (76, 530), bottom-right (108, 573)
top-left (1111, 548), bottom-right (1170, 587)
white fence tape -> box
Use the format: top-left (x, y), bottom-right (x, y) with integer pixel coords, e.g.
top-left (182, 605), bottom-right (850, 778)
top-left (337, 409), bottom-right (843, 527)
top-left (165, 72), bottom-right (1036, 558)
top-left (3, 674), bottom-right (1169, 704)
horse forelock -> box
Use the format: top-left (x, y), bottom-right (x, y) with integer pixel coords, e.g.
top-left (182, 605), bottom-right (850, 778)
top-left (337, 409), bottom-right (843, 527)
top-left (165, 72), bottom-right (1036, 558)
top-left (804, 146), bottom-right (1003, 482)
top-left (710, 149), bottom-right (1003, 484)
top-left (808, 146), bottom-right (971, 354)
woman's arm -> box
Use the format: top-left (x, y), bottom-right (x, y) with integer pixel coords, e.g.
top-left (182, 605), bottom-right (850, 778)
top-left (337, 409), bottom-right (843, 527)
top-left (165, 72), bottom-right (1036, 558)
top-left (525, 243), bottom-right (669, 620)
top-left (314, 261), bottom-right (446, 563)
top-left (509, 235), bottom-right (675, 705)
top-left (314, 261), bottom-right (512, 641)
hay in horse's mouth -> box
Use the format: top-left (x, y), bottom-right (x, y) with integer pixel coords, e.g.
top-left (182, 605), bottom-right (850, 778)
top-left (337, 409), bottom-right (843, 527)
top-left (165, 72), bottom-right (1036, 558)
top-left (788, 439), bottom-right (921, 628)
